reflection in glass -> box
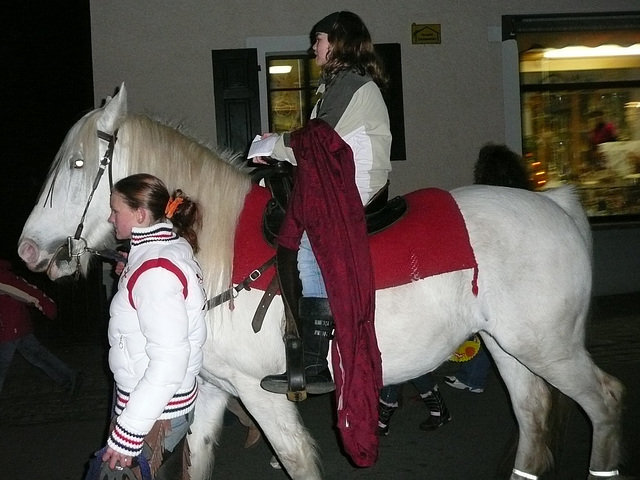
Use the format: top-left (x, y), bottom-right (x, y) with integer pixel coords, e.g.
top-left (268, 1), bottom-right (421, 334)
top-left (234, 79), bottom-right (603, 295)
top-left (267, 55), bottom-right (322, 133)
top-left (519, 38), bottom-right (640, 217)
top-left (270, 91), bottom-right (304, 131)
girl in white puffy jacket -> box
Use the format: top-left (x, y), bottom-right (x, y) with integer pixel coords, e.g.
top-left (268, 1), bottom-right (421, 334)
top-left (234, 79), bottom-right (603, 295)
top-left (101, 173), bottom-right (206, 477)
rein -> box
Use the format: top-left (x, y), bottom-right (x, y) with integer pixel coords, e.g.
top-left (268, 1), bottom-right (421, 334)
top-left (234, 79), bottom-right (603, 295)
top-left (52, 124), bottom-right (274, 311)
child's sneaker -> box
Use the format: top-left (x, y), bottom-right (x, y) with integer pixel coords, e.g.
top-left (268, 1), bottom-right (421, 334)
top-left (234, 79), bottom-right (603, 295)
top-left (443, 376), bottom-right (484, 393)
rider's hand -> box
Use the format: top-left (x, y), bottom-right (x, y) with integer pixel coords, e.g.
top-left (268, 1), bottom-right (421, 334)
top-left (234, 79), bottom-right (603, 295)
top-left (250, 133), bottom-right (276, 165)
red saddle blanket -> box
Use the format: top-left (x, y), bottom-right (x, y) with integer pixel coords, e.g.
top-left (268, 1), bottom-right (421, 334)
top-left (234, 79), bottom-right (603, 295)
top-left (232, 185), bottom-right (478, 294)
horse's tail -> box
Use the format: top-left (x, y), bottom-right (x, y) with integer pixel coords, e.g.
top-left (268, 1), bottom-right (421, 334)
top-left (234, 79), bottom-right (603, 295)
top-left (529, 186), bottom-right (593, 478)
top-left (544, 385), bottom-right (576, 479)
top-left (540, 185), bottom-right (593, 256)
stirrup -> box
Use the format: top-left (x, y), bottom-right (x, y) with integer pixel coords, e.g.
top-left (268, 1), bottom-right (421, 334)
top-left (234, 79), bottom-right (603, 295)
top-left (260, 366), bottom-right (334, 399)
top-left (260, 336), bottom-right (308, 401)
top-left (285, 336), bottom-right (306, 401)
top-left (304, 368), bottom-right (335, 395)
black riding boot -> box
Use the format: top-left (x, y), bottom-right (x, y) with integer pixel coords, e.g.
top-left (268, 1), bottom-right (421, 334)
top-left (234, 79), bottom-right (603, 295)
top-left (299, 297), bottom-right (334, 393)
top-left (261, 297), bottom-right (335, 395)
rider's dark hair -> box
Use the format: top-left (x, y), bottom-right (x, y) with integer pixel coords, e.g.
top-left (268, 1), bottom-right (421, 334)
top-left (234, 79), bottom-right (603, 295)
top-left (112, 173), bottom-right (203, 253)
top-left (312, 11), bottom-right (388, 89)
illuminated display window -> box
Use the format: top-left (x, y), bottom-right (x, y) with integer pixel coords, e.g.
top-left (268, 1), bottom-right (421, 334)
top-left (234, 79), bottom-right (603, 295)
top-left (506, 13), bottom-right (640, 219)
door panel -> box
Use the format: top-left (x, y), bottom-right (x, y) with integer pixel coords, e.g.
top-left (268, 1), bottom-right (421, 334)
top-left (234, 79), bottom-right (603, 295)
top-left (211, 48), bottom-right (261, 154)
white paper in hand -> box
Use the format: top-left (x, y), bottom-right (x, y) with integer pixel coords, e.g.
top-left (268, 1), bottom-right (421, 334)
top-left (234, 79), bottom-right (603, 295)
top-left (247, 134), bottom-right (279, 159)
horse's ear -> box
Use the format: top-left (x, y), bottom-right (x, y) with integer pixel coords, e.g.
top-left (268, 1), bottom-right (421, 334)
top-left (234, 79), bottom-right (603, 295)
top-left (98, 82), bottom-right (128, 133)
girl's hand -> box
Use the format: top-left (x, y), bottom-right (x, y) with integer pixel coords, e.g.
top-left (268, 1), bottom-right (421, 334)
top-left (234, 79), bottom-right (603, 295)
top-left (115, 252), bottom-right (129, 275)
top-left (102, 446), bottom-right (133, 470)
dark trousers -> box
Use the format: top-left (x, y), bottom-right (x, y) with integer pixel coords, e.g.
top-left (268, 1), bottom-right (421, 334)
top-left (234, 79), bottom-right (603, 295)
top-left (380, 372), bottom-right (437, 405)
top-left (0, 334), bottom-right (75, 393)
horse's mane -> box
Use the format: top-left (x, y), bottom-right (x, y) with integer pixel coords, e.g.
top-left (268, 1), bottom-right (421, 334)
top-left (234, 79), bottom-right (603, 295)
top-left (114, 114), bottom-right (253, 296)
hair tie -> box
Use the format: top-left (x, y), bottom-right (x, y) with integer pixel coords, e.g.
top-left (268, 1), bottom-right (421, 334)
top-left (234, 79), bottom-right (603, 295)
top-left (165, 197), bottom-right (184, 219)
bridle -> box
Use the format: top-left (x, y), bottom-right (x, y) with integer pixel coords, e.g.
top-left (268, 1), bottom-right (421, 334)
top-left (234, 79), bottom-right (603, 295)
top-left (47, 129), bottom-right (122, 277)
top-left (72, 129), bottom-right (118, 241)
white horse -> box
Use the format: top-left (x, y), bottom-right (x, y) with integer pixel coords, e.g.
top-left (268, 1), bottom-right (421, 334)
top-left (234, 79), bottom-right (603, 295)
top-left (18, 84), bottom-right (624, 480)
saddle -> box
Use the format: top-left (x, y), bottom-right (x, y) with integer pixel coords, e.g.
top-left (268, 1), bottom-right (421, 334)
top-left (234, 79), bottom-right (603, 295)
top-left (249, 162), bottom-right (407, 336)
top-left (252, 162), bottom-right (408, 248)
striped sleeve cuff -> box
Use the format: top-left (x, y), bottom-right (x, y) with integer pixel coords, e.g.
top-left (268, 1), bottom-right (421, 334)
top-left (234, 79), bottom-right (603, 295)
top-left (107, 418), bottom-right (146, 457)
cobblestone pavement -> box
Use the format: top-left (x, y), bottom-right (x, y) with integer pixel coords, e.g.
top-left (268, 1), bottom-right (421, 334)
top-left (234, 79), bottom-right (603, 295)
top-left (1, 292), bottom-right (638, 479)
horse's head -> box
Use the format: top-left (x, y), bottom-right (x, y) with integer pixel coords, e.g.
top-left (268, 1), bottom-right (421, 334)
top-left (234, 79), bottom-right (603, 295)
top-left (18, 83), bottom-right (129, 280)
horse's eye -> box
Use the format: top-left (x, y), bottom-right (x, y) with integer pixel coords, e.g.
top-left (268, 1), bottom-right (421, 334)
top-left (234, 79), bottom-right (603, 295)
top-left (73, 158), bottom-right (85, 169)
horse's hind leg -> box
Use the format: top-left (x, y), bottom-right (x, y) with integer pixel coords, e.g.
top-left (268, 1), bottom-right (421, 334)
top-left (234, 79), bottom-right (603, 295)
top-left (482, 335), bottom-right (555, 479)
top-left (188, 378), bottom-right (229, 480)
top-left (237, 381), bottom-right (322, 480)
top-left (484, 333), bottom-right (625, 479)
top-left (584, 366), bottom-right (625, 477)
top-left (533, 351), bottom-right (625, 478)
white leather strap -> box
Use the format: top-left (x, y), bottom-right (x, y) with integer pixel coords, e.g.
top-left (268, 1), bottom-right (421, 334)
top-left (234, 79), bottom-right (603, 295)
top-left (589, 470), bottom-right (619, 478)
top-left (512, 468), bottom-right (538, 480)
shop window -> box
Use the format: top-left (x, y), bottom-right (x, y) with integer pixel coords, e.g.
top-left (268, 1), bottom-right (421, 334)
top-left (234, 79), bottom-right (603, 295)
top-left (266, 54), bottom-right (322, 133)
top-left (504, 13), bottom-right (640, 219)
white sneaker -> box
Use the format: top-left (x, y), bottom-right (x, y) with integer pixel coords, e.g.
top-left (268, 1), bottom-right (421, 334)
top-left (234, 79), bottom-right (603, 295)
top-left (444, 376), bottom-right (484, 393)
top-left (270, 455), bottom-right (282, 469)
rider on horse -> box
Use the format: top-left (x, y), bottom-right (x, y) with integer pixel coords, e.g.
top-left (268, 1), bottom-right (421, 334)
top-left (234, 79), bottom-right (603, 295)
top-left (254, 11), bottom-right (392, 397)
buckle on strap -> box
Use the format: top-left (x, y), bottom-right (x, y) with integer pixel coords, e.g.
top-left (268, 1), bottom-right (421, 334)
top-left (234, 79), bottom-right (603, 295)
top-left (248, 268), bottom-right (262, 282)
top-left (206, 256), bottom-right (276, 310)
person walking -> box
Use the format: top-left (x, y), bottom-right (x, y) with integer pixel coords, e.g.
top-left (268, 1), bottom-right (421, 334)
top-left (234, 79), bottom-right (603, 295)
top-left (444, 143), bottom-right (534, 395)
top-left (377, 372), bottom-right (451, 436)
top-left (0, 258), bottom-right (81, 399)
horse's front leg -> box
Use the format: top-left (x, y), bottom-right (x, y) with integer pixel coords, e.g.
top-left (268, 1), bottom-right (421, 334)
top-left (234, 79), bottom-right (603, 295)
top-left (188, 376), bottom-right (229, 480)
top-left (237, 379), bottom-right (322, 480)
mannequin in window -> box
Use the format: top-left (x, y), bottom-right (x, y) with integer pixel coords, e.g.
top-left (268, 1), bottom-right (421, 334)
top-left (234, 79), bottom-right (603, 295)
top-left (588, 110), bottom-right (617, 169)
